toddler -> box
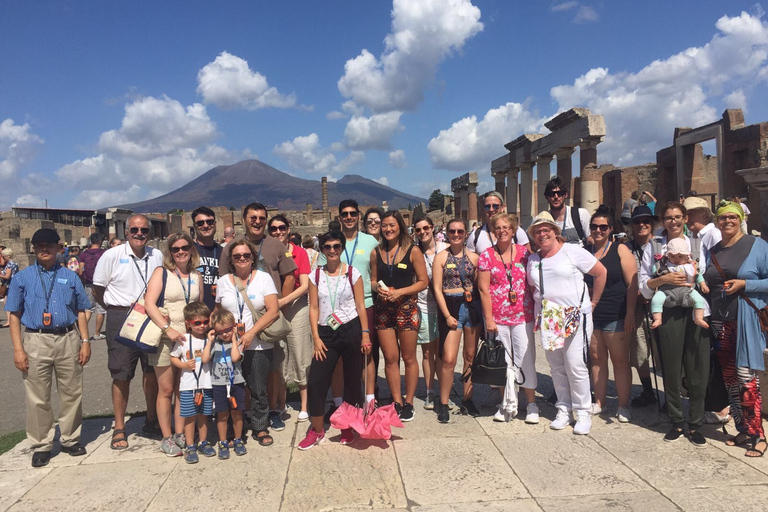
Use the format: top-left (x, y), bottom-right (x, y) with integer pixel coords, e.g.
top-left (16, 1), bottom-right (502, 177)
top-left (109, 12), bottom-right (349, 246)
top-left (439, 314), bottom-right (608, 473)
top-left (170, 301), bottom-right (215, 464)
top-left (651, 237), bottom-right (709, 329)
top-left (202, 309), bottom-right (247, 459)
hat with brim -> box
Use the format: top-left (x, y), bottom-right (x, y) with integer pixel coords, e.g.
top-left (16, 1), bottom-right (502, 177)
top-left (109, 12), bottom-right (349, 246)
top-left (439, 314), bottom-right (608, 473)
top-left (629, 205), bottom-right (658, 223)
top-left (683, 196), bottom-right (710, 212)
top-left (527, 211), bottom-right (561, 239)
top-left (31, 228), bottom-right (60, 245)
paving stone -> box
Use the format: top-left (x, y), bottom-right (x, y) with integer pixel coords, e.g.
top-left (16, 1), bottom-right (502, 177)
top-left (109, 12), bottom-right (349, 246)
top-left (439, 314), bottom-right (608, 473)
top-left (281, 437), bottom-right (407, 510)
top-left (537, 490), bottom-right (677, 511)
top-left (412, 499), bottom-right (543, 511)
top-left (492, 433), bottom-right (649, 497)
top-left (664, 484), bottom-right (768, 510)
top-left (394, 397), bottom-right (487, 440)
top-left (706, 431), bottom-right (768, 476)
top-left (6, 458), bottom-right (177, 512)
top-left (0, 468), bottom-right (51, 512)
top-left (396, 436), bottom-right (530, 506)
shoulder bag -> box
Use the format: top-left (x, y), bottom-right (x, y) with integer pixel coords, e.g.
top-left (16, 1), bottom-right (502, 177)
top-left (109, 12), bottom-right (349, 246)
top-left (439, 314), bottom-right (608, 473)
top-left (462, 330), bottom-right (507, 387)
top-left (711, 253), bottom-right (768, 332)
top-left (233, 273), bottom-right (291, 342)
top-left (115, 269), bottom-right (168, 353)
top-left (534, 253), bottom-right (585, 350)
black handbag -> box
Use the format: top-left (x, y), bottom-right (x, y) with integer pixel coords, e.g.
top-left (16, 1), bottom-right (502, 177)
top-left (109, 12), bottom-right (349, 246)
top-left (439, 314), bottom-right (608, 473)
top-left (463, 331), bottom-right (507, 387)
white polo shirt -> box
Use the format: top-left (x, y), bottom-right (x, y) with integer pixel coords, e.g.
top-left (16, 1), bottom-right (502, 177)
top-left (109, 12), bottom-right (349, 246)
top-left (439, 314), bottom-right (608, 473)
top-left (92, 243), bottom-right (164, 307)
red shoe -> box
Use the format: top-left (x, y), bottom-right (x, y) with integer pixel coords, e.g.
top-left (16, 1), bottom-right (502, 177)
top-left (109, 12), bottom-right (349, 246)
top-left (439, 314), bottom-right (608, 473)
top-left (339, 428), bottom-right (355, 445)
top-left (298, 428), bottom-right (325, 451)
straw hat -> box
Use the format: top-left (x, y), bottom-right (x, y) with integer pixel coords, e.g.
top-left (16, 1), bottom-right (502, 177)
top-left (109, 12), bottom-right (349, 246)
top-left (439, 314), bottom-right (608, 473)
top-left (527, 211), bottom-right (561, 239)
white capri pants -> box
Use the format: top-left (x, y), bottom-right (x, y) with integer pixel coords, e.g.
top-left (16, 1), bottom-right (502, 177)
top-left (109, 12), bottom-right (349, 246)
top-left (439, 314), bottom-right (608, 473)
top-left (544, 313), bottom-right (593, 414)
top-left (496, 321), bottom-right (537, 390)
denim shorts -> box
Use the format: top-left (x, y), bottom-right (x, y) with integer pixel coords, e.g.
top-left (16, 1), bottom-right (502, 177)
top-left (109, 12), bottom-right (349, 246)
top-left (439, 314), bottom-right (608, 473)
top-left (593, 318), bottom-right (624, 332)
top-left (457, 300), bottom-right (481, 329)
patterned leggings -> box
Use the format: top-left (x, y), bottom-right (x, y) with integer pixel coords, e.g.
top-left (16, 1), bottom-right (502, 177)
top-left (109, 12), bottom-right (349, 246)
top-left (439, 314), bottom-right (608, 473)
top-left (712, 320), bottom-right (765, 438)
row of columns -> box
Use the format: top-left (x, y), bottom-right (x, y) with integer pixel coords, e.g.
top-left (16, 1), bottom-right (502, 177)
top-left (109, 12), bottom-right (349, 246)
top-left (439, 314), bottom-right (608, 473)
top-left (451, 172), bottom-right (480, 228)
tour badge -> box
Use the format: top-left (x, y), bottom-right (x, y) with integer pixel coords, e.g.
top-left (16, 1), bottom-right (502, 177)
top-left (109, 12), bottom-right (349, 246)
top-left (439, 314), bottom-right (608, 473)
top-left (42, 312), bottom-right (52, 326)
top-left (194, 389), bottom-right (203, 406)
top-left (509, 290), bottom-right (517, 305)
top-left (228, 396), bottom-right (238, 409)
top-left (464, 289), bottom-right (473, 303)
top-left (211, 283), bottom-right (217, 298)
top-left (237, 322), bottom-right (246, 337)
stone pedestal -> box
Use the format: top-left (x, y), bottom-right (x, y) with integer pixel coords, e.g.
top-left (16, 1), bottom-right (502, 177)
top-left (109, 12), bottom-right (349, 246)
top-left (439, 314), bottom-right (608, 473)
top-left (536, 156), bottom-right (553, 214)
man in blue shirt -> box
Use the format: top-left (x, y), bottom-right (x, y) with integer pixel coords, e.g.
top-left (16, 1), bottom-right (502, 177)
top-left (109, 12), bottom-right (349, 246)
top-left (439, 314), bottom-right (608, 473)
top-left (7, 228), bottom-right (92, 467)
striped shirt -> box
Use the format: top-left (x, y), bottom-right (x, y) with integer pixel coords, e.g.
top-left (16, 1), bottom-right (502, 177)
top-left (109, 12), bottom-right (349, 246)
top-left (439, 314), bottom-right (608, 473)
top-left (5, 261), bottom-right (91, 329)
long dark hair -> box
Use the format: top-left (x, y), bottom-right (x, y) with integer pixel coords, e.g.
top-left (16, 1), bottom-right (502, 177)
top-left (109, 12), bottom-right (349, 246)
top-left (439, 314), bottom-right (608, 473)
top-left (412, 215), bottom-right (434, 251)
top-left (379, 211), bottom-right (412, 252)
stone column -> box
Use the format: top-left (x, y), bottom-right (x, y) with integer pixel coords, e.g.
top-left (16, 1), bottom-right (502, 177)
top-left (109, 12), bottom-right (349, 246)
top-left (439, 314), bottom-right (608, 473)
top-left (519, 163), bottom-right (535, 228)
top-left (555, 147), bottom-right (576, 206)
top-left (467, 184), bottom-right (478, 228)
top-left (579, 138), bottom-right (602, 215)
top-left (321, 177), bottom-right (329, 223)
top-left (494, 171), bottom-right (507, 196)
top-left (507, 168), bottom-right (519, 217)
top-left (455, 192), bottom-right (463, 222)
top-left (536, 155), bottom-right (554, 214)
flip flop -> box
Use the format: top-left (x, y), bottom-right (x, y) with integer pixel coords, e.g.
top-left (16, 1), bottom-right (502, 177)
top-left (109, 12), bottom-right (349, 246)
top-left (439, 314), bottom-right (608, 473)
top-left (725, 433), bottom-right (750, 447)
top-left (746, 438), bottom-right (767, 458)
top-left (111, 428), bottom-right (129, 450)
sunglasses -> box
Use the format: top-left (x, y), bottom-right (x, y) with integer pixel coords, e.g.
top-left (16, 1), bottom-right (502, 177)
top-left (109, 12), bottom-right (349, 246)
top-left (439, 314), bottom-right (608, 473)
top-left (170, 244), bottom-right (191, 254)
top-left (484, 203), bottom-right (502, 211)
top-left (188, 319), bottom-right (210, 326)
top-left (215, 326), bottom-right (234, 335)
top-left (232, 253), bottom-right (252, 261)
top-left (366, 219), bottom-right (381, 225)
top-left (323, 243), bottom-right (343, 251)
top-left (546, 190), bottom-right (566, 198)
top-left (340, 211), bottom-right (359, 218)
top-left (129, 227), bottom-right (150, 234)
top-left (414, 225), bottom-right (432, 234)
top-left (589, 224), bottom-right (611, 232)
top-left (632, 219), bottom-right (652, 225)
top-left (268, 225), bottom-right (288, 233)
top-left (448, 229), bottom-right (465, 235)
top-left (195, 219), bottom-right (215, 227)
top-left (246, 216), bottom-right (267, 223)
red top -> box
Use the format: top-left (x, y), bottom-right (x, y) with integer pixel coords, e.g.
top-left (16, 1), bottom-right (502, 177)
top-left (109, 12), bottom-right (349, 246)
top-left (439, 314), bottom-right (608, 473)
top-left (289, 242), bottom-right (311, 289)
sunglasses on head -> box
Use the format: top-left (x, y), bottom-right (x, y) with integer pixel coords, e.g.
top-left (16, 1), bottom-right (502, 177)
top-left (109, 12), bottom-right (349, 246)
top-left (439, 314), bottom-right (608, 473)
top-left (448, 228), bottom-right (465, 235)
top-left (129, 227), bottom-right (150, 234)
top-left (232, 253), bottom-right (252, 261)
top-left (195, 219), bottom-right (215, 227)
top-left (484, 203), bottom-right (502, 211)
top-left (170, 244), bottom-right (191, 254)
top-left (340, 211), bottom-right (359, 218)
top-left (189, 319), bottom-right (210, 326)
top-left (323, 243), bottom-right (343, 251)
top-left (589, 224), bottom-right (611, 232)
top-left (546, 190), bottom-right (566, 198)
top-left (215, 326), bottom-right (234, 335)
top-left (268, 225), bottom-right (288, 233)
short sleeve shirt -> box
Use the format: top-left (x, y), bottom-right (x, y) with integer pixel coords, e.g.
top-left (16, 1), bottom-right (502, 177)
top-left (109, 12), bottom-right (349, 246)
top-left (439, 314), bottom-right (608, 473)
top-left (92, 244), bottom-right (164, 307)
top-left (550, 207), bottom-right (591, 247)
top-left (288, 242), bottom-right (311, 288)
top-left (171, 335), bottom-right (212, 391)
top-left (316, 232), bottom-right (378, 308)
top-left (215, 271), bottom-right (278, 350)
top-left (194, 242), bottom-right (223, 311)
top-left (210, 338), bottom-right (245, 386)
top-left (309, 266), bottom-right (361, 326)
top-left (478, 246), bottom-right (534, 326)
top-left (218, 235), bottom-right (297, 297)
top-left (527, 244), bottom-right (597, 315)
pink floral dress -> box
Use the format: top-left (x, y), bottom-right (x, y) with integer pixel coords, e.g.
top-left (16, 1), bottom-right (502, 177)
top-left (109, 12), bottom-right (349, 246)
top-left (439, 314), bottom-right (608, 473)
top-left (478, 246), bottom-right (534, 326)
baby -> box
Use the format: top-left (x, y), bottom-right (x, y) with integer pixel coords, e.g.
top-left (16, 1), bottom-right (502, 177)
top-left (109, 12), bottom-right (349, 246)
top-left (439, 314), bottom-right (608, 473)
top-left (651, 237), bottom-right (709, 329)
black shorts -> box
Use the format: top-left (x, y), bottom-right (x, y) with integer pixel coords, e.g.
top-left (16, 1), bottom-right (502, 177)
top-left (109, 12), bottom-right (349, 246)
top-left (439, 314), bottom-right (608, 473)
top-left (212, 382), bottom-right (246, 412)
top-left (105, 307), bottom-right (153, 381)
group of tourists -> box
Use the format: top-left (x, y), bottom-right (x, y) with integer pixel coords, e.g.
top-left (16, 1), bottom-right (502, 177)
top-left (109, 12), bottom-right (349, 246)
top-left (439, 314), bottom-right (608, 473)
top-left (5, 177), bottom-right (768, 467)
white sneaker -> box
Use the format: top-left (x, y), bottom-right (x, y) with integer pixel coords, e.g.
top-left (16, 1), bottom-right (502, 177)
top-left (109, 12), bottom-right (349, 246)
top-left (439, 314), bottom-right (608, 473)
top-left (297, 411), bottom-right (309, 422)
top-left (550, 410), bottom-right (571, 430)
top-left (573, 411), bottom-right (592, 435)
top-left (493, 406), bottom-right (507, 422)
top-left (590, 403), bottom-right (602, 416)
top-left (616, 407), bottom-right (631, 424)
top-left (525, 403), bottom-right (540, 424)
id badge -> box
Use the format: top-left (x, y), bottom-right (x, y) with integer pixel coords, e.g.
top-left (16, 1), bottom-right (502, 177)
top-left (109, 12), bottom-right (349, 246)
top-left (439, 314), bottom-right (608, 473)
top-left (226, 384), bottom-right (237, 408)
top-left (42, 312), bottom-right (52, 326)
top-left (327, 314), bottom-right (341, 331)
top-left (237, 322), bottom-right (245, 337)
top-left (194, 389), bottom-right (203, 406)
top-left (211, 283), bottom-right (217, 298)
top-left (509, 290), bottom-right (517, 305)
top-left (464, 289), bottom-right (473, 303)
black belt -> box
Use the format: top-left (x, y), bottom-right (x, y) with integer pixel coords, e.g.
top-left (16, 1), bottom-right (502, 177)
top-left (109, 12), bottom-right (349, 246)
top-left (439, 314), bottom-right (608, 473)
top-left (25, 325), bottom-right (75, 335)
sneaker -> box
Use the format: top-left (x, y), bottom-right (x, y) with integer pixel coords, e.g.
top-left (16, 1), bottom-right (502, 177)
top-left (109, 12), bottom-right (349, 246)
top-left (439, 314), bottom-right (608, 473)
top-left (703, 411), bottom-right (731, 424)
top-left (616, 407), bottom-right (631, 424)
top-left (400, 402), bottom-right (415, 422)
top-left (525, 403), bottom-right (540, 424)
top-left (573, 411), bottom-right (592, 435)
top-left (323, 404), bottom-right (339, 424)
top-left (461, 399), bottom-right (481, 417)
top-left (297, 411), bottom-right (309, 422)
top-left (493, 406), bottom-right (507, 422)
top-left (550, 410), bottom-right (571, 430)
top-left (232, 438), bottom-right (247, 456)
top-left (631, 390), bottom-right (657, 408)
top-left (184, 446), bottom-right (199, 464)
top-left (268, 411), bottom-right (286, 431)
top-left (172, 433), bottom-right (186, 450)
top-left (298, 429), bottom-right (325, 450)
top-left (664, 427), bottom-right (684, 443)
top-left (218, 441), bottom-right (230, 460)
top-left (437, 404), bottom-right (450, 424)
top-left (423, 394), bottom-right (435, 410)
top-left (160, 437), bottom-right (182, 457)
top-left (95, 333), bottom-right (106, 340)
top-left (590, 403), bottom-right (602, 416)
top-left (689, 430), bottom-right (707, 448)
top-left (339, 428), bottom-right (355, 445)
top-left (446, 399), bottom-right (457, 411)
top-left (394, 402), bottom-right (403, 417)
top-left (198, 440), bottom-right (216, 457)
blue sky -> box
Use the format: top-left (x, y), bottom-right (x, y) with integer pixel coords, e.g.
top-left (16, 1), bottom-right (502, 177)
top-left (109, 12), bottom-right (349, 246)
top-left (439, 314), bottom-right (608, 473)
top-left (1, 0), bottom-right (766, 209)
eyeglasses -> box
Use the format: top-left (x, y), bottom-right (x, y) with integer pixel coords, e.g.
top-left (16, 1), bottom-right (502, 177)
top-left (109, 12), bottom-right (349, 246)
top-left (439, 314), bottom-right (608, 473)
top-left (195, 219), bottom-right (215, 227)
top-left (340, 211), bottom-right (359, 218)
top-left (717, 214), bottom-right (740, 222)
top-left (366, 219), bottom-right (381, 225)
top-left (323, 243), bottom-right (343, 251)
top-left (170, 244), bottom-right (191, 254)
top-left (232, 253), bottom-right (252, 261)
top-left (414, 225), bottom-right (432, 234)
top-left (494, 225), bottom-right (512, 232)
top-left (663, 215), bottom-right (684, 222)
top-left (484, 203), bottom-right (502, 211)
top-left (448, 229), bottom-right (465, 235)
top-left (534, 227), bottom-right (553, 236)
top-left (129, 227), bottom-right (150, 234)
top-left (546, 190), bottom-right (566, 198)
top-left (589, 224), bottom-right (611, 232)
top-left (189, 319), bottom-right (210, 327)
top-left (268, 225), bottom-right (288, 233)
top-left (215, 326), bottom-right (234, 335)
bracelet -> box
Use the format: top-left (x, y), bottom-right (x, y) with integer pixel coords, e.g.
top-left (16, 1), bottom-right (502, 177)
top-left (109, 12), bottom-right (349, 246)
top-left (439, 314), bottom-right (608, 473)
top-left (362, 329), bottom-right (370, 333)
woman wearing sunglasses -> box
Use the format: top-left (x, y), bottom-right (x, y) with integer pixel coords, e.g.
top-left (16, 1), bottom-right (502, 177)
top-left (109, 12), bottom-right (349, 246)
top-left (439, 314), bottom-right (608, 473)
top-left (214, 239), bottom-right (280, 446)
top-left (370, 211), bottom-right (428, 421)
top-left (145, 232), bottom-right (204, 456)
top-left (267, 215), bottom-right (312, 422)
top-left (585, 206), bottom-right (637, 423)
top-left (363, 207), bottom-right (385, 241)
top-left (433, 218), bottom-right (481, 422)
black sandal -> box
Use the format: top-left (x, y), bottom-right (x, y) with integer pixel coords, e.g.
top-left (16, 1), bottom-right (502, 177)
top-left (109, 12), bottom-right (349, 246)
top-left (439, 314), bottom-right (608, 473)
top-left (110, 428), bottom-right (128, 450)
top-left (746, 438), bottom-right (767, 458)
top-left (255, 430), bottom-right (273, 447)
top-left (725, 433), bottom-right (750, 447)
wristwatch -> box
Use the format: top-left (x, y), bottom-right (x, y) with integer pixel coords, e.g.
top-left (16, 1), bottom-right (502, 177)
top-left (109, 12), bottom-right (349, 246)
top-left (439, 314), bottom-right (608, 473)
top-left (81, 338), bottom-right (91, 344)
top-left (161, 324), bottom-right (170, 333)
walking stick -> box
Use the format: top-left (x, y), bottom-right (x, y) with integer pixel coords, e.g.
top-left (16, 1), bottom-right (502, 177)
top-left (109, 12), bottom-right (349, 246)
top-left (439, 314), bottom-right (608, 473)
top-left (642, 303), bottom-right (665, 413)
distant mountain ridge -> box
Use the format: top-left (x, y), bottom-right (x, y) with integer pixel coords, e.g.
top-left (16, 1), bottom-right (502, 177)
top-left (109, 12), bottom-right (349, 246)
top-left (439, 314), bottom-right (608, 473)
top-left (117, 160), bottom-right (426, 212)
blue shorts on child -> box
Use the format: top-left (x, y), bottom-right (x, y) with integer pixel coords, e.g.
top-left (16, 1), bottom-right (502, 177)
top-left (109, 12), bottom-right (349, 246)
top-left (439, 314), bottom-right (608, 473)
top-left (179, 389), bottom-right (213, 417)
top-left (212, 382), bottom-right (246, 412)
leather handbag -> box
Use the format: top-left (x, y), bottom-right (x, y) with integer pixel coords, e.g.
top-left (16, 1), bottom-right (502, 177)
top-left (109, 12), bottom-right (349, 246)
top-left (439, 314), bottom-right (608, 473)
top-left (233, 273), bottom-right (291, 342)
top-left (711, 254), bottom-right (768, 332)
top-left (463, 331), bottom-right (507, 387)
top-left (115, 269), bottom-right (168, 353)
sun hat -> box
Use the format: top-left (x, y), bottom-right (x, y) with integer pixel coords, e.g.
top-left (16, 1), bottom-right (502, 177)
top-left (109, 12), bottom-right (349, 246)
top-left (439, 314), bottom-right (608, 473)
top-left (527, 211), bottom-right (561, 239)
top-left (666, 237), bottom-right (690, 255)
top-left (682, 196), bottom-right (710, 212)
top-left (629, 205), bottom-right (657, 222)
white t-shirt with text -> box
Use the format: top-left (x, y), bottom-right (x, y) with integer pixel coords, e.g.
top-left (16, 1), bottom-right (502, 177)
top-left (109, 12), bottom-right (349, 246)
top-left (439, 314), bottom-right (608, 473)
top-left (171, 334), bottom-right (212, 391)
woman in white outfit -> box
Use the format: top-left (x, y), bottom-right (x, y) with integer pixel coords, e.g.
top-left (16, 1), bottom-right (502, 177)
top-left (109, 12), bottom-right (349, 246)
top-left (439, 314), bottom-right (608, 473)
top-left (526, 212), bottom-right (606, 435)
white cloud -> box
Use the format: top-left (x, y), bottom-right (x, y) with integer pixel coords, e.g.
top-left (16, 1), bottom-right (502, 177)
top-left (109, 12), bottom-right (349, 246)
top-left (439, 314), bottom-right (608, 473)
top-left (724, 89), bottom-right (748, 112)
top-left (0, 119), bottom-right (44, 179)
top-left (428, 102), bottom-right (546, 171)
top-left (344, 112), bottom-right (404, 150)
top-left (551, 2), bottom-right (599, 23)
top-left (337, 0), bottom-right (483, 113)
top-left (273, 133), bottom-right (365, 174)
top-left (375, 177), bottom-right (390, 186)
top-left (551, 1), bottom-right (578, 12)
top-left (14, 194), bottom-right (45, 207)
top-left (326, 111), bottom-right (347, 120)
top-left (196, 51), bottom-right (299, 110)
top-left (388, 149), bottom-right (407, 169)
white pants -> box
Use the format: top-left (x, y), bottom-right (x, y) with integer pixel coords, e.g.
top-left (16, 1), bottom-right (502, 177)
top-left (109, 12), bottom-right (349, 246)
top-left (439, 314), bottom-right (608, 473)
top-left (496, 322), bottom-right (537, 389)
top-left (545, 314), bottom-right (593, 414)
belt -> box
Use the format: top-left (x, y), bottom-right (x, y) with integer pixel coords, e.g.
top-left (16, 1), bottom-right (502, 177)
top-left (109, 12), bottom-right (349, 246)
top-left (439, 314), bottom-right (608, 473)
top-left (25, 325), bottom-right (75, 335)
top-left (107, 305), bottom-right (131, 311)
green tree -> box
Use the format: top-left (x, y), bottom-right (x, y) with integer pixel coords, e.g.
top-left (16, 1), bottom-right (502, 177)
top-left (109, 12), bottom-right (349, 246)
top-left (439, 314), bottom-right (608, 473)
top-left (428, 189), bottom-right (444, 211)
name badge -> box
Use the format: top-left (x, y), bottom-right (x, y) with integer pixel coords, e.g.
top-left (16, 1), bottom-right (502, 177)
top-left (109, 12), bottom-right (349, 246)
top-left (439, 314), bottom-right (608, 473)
top-left (446, 263), bottom-right (456, 269)
top-left (397, 263), bottom-right (408, 269)
top-left (515, 263), bottom-right (525, 269)
top-left (248, 294), bottom-right (256, 300)
top-left (285, 252), bottom-right (293, 257)
top-left (119, 258), bottom-right (130, 264)
top-left (57, 278), bottom-right (68, 284)
top-left (355, 249), bottom-right (365, 254)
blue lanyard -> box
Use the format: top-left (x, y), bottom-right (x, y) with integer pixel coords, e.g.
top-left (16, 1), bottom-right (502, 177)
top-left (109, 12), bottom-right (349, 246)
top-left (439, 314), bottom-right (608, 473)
top-left (219, 339), bottom-right (235, 387)
top-left (235, 271), bottom-right (254, 322)
top-left (36, 264), bottom-right (57, 313)
top-left (385, 244), bottom-right (399, 281)
top-left (175, 270), bottom-right (192, 304)
top-left (343, 234), bottom-right (359, 267)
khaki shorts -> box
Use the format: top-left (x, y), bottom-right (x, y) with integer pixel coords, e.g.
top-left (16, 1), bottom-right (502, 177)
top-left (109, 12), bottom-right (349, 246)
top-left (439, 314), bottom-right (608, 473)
top-left (148, 339), bottom-right (173, 367)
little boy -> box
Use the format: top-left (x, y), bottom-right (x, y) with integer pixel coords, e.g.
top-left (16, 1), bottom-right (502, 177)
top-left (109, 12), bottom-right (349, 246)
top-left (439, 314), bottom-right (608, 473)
top-left (651, 237), bottom-right (709, 329)
top-left (202, 309), bottom-right (247, 459)
top-left (170, 301), bottom-right (215, 464)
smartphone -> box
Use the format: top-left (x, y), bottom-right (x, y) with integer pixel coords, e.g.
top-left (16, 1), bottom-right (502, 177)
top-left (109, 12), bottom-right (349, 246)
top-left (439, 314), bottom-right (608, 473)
top-left (378, 280), bottom-right (389, 292)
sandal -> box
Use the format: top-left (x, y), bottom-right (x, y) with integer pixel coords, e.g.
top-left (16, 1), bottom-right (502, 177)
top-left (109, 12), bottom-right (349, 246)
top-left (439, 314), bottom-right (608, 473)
top-left (725, 433), bottom-right (750, 447)
top-left (111, 428), bottom-right (129, 450)
top-left (746, 438), bottom-right (767, 458)
top-left (255, 431), bottom-right (274, 447)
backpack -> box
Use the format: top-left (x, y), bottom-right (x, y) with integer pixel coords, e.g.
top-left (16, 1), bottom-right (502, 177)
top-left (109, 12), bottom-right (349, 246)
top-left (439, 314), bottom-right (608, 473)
top-left (648, 236), bottom-right (701, 308)
top-left (472, 224), bottom-right (516, 248)
top-left (569, 207), bottom-right (586, 245)
top-left (81, 248), bottom-right (106, 285)
top-left (314, 264), bottom-right (355, 294)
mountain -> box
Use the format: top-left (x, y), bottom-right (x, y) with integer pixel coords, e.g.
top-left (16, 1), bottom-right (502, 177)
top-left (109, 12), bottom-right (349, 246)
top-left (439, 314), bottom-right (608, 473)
top-left (117, 160), bottom-right (426, 213)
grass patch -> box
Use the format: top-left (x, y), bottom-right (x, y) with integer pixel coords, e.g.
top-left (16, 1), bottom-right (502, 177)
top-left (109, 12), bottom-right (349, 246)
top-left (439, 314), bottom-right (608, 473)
top-left (0, 430), bottom-right (26, 456)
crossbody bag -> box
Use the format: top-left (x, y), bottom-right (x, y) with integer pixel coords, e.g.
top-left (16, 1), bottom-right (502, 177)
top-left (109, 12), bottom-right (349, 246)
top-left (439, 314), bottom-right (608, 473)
top-left (233, 273), bottom-right (291, 342)
top-left (711, 253), bottom-right (768, 332)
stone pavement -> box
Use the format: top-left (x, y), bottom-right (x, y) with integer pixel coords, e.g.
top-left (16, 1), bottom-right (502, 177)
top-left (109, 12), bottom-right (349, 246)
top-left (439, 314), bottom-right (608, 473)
top-left (1, 345), bottom-right (768, 511)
